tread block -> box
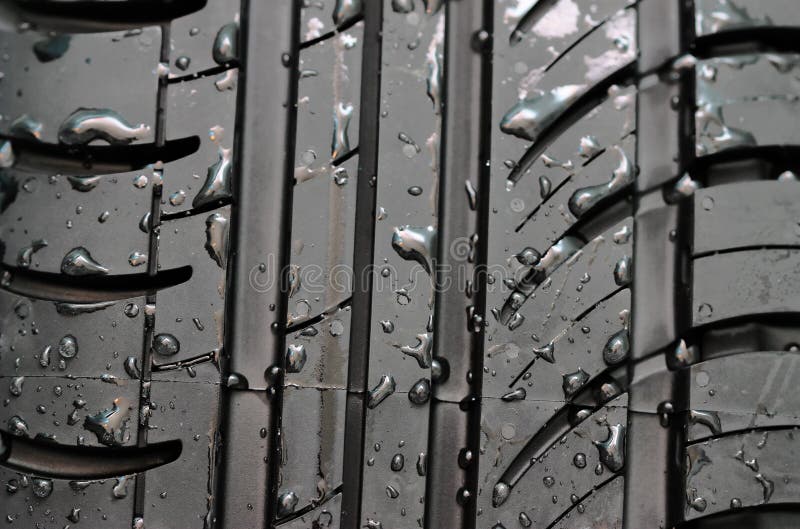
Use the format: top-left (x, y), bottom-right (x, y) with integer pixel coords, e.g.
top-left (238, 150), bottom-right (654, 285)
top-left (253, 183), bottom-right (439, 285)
top-left (0, 27), bottom-right (160, 145)
top-left (684, 428), bottom-right (800, 520)
top-left (692, 249), bottom-right (800, 327)
top-left (285, 306), bottom-right (351, 390)
top-left (360, 391), bottom-right (429, 529)
top-left (0, 289), bottom-right (145, 380)
top-left (0, 376), bottom-right (141, 448)
top-left (170, 0), bottom-right (240, 77)
top-left (478, 395), bottom-right (628, 529)
top-left (687, 352), bottom-right (800, 441)
top-left (513, 134), bottom-right (635, 253)
top-left (632, 197), bottom-right (678, 358)
top-left (484, 217), bottom-right (633, 398)
top-left (695, 0), bottom-right (800, 37)
top-left (491, 4), bottom-right (637, 181)
top-left (217, 389), bottom-right (271, 528)
top-left (0, 467), bottom-right (137, 528)
top-left (144, 380), bottom-right (221, 529)
top-left (554, 474), bottom-right (623, 529)
top-left (288, 155), bottom-right (358, 324)
top-left (0, 167), bottom-right (151, 275)
top-left (278, 386), bottom-right (346, 515)
top-left (693, 181), bottom-right (800, 255)
top-left (163, 75), bottom-right (237, 216)
top-left (295, 21), bottom-right (363, 166)
top-left (485, 288), bottom-right (630, 401)
top-left (153, 205), bottom-right (229, 383)
top-left (286, 20), bottom-right (363, 322)
top-left (696, 54), bottom-right (800, 157)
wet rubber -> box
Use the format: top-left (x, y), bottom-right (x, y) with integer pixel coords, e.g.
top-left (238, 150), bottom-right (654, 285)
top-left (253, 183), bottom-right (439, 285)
top-left (2, 1), bottom-right (800, 528)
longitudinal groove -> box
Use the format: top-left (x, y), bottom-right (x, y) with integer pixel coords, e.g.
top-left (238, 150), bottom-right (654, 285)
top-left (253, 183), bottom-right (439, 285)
top-left (340, 1), bottom-right (382, 527)
top-left (131, 20), bottom-right (172, 524)
top-left (425, 0), bottom-right (485, 526)
top-left (464, 0), bottom-right (495, 529)
top-left (214, 0), bottom-right (299, 524)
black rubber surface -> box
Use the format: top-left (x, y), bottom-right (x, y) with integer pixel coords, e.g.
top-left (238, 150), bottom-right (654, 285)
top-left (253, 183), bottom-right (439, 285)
top-left (2, 1), bottom-right (800, 528)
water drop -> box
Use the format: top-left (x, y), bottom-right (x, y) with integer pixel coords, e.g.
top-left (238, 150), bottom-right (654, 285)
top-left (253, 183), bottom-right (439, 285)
top-left (205, 212), bottom-right (229, 268)
top-left (567, 146), bottom-right (633, 218)
top-left (129, 251), bottom-right (147, 267)
top-left (17, 239), bottom-right (47, 268)
top-left (367, 374), bottom-right (396, 409)
top-left (213, 22), bottom-right (239, 65)
top-left (500, 85), bottom-right (586, 142)
top-left (61, 247), bottom-right (110, 275)
top-left (194, 147), bottom-right (233, 208)
top-left (593, 423), bottom-right (626, 472)
top-left (603, 329), bottom-right (629, 365)
top-left (408, 378), bottom-right (431, 405)
top-left (153, 334), bottom-right (180, 356)
top-left (562, 368), bottom-right (589, 398)
top-left (83, 397), bottom-right (131, 446)
top-left (277, 490), bottom-right (299, 518)
top-left (391, 453), bottom-right (405, 471)
top-left (31, 478), bottom-right (53, 498)
top-left (58, 108), bottom-right (151, 146)
top-left (58, 334), bottom-right (78, 358)
top-left (285, 344), bottom-right (307, 373)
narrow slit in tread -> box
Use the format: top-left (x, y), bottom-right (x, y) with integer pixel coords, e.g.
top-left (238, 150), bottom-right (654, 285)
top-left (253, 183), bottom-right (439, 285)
top-left (507, 64), bottom-right (636, 184)
top-left (543, 474), bottom-right (621, 529)
top-left (685, 424), bottom-right (800, 447)
top-left (274, 486), bottom-right (343, 526)
top-left (167, 63), bottom-right (240, 84)
top-left (507, 286), bottom-right (627, 388)
top-left (299, 14), bottom-right (365, 50)
top-left (494, 375), bottom-right (627, 497)
top-left (160, 196), bottom-right (233, 222)
top-left (284, 297), bottom-right (353, 335)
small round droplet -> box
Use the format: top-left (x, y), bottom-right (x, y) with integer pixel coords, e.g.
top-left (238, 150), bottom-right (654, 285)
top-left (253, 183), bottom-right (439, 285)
top-left (573, 452), bottom-right (587, 468)
top-left (408, 186), bottom-right (423, 196)
top-left (391, 453), bottom-right (405, 471)
top-left (408, 378), bottom-right (431, 405)
top-left (58, 335), bottom-right (78, 358)
top-left (175, 56), bottom-right (191, 71)
top-left (697, 303), bottom-right (713, 319)
top-left (153, 334), bottom-right (180, 356)
top-left (124, 303), bottom-right (140, 318)
top-left (31, 478), bottom-right (53, 498)
top-left (133, 174), bottom-right (148, 188)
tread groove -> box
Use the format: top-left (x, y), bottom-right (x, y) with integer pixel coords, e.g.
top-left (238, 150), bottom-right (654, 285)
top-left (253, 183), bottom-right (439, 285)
top-left (340, 0), bottom-right (383, 527)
